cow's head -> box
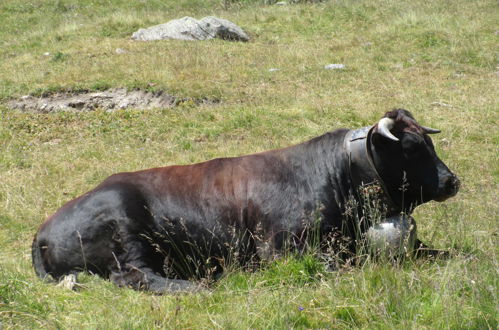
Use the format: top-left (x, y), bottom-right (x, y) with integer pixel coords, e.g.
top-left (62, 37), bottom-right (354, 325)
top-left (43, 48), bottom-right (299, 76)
top-left (371, 109), bottom-right (460, 212)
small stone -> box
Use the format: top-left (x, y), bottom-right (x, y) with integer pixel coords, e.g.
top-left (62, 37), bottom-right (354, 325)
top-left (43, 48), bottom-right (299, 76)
top-left (43, 138), bottom-right (62, 146)
top-left (430, 101), bottom-right (453, 108)
top-left (275, 1), bottom-right (288, 5)
top-left (56, 274), bottom-right (77, 290)
top-left (439, 138), bottom-right (451, 149)
top-left (43, 52), bottom-right (50, 56)
top-left (324, 63), bottom-right (345, 70)
top-left (115, 48), bottom-right (127, 54)
top-left (268, 68), bottom-right (280, 72)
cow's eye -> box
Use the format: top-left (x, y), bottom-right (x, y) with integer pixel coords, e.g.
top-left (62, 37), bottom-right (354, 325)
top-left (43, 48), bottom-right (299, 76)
top-left (404, 144), bottom-right (422, 159)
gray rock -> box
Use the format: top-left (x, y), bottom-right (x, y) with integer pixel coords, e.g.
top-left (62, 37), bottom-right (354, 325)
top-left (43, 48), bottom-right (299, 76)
top-left (324, 63), bottom-right (346, 70)
top-left (430, 101), bottom-right (454, 108)
top-left (132, 17), bottom-right (205, 41)
top-left (115, 48), bottom-right (127, 54)
top-left (131, 16), bottom-right (249, 42)
top-left (56, 274), bottom-right (77, 290)
top-left (200, 16), bottom-right (250, 42)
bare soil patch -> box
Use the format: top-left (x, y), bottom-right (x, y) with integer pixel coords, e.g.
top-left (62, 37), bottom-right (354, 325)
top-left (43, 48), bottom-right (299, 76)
top-left (7, 88), bottom-right (215, 113)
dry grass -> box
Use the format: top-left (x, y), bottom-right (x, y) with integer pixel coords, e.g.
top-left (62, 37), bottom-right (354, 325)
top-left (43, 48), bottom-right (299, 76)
top-left (0, 0), bottom-right (497, 328)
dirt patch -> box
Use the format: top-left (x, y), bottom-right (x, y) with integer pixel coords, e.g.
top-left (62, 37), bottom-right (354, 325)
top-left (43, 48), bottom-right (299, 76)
top-left (7, 88), bottom-right (215, 113)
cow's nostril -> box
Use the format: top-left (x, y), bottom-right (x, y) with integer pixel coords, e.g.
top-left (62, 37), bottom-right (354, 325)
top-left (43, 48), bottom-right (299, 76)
top-left (445, 175), bottom-right (460, 195)
top-left (454, 176), bottom-right (460, 191)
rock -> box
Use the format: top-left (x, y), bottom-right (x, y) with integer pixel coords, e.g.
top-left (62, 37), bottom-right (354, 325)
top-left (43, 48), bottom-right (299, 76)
top-left (115, 48), bottom-right (127, 54)
top-left (268, 68), bottom-right (280, 72)
top-left (439, 138), bottom-right (451, 148)
top-left (132, 17), bottom-right (205, 41)
top-left (131, 16), bottom-right (249, 42)
top-left (43, 138), bottom-right (63, 146)
top-left (392, 63), bottom-right (404, 70)
top-left (275, 1), bottom-right (288, 5)
top-left (324, 63), bottom-right (345, 70)
top-left (56, 274), bottom-right (77, 290)
top-left (200, 16), bottom-right (250, 42)
top-left (430, 101), bottom-right (454, 108)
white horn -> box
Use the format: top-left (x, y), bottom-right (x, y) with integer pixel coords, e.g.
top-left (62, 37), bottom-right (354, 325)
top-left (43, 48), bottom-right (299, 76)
top-left (377, 117), bottom-right (399, 141)
top-left (421, 126), bottom-right (441, 134)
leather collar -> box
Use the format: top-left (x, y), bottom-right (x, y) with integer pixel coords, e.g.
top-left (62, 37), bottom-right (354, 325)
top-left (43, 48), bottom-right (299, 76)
top-left (344, 126), bottom-right (400, 216)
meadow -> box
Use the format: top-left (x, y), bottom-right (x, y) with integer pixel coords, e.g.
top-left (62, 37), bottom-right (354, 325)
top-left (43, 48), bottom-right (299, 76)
top-left (0, 0), bottom-right (497, 328)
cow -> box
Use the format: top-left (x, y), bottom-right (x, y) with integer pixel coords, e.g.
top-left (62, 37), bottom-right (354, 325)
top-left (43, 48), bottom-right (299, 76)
top-left (32, 109), bottom-right (460, 293)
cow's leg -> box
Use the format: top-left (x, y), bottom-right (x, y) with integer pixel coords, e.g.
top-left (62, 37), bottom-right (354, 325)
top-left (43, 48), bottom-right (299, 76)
top-left (413, 239), bottom-right (450, 259)
top-left (106, 230), bottom-right (203, 293)
top-left (110, 266), bottom-right (200, 293)
top-left (34, 183), bottom-right (204, 293)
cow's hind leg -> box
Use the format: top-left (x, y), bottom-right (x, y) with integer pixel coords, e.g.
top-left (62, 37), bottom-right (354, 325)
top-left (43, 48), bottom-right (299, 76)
top-left (110, 266), bottom-right (200, 293)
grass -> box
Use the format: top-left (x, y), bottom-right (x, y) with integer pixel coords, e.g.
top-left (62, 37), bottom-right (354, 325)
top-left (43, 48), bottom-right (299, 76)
top-left (0, 0), bottom-right (497, 328)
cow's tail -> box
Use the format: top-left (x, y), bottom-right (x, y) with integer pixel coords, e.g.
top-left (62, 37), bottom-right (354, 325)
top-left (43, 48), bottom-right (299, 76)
top-left (31, 234), bottom-right (51, 281)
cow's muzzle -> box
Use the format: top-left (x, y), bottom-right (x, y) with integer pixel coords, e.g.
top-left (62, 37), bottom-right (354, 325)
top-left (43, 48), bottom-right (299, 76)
top-left (434, 174), bottom-right (460, 202)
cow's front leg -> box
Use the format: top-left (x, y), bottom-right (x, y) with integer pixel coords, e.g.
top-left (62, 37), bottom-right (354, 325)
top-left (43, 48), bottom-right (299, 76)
top-left (110, 266), bottom-right (201, 293)
top-left (413, 239), bottom-right (450, 259)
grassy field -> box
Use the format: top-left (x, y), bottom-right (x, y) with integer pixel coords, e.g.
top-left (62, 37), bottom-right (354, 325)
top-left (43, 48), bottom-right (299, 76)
top-left (0, 0), bottom-right (497, 328)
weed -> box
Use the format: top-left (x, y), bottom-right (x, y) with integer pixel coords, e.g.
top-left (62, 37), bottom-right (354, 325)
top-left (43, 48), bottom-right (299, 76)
top-left (50, 51), bottom-right (68, 62)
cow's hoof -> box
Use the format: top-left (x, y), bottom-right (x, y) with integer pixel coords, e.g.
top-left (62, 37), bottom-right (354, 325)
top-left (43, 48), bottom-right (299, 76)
top-left (150, 278), bottom-right (204, 294)
top-left (111, 268), bottom-right (203, 294)
top-left (413, 239), bottom-right (451, 259)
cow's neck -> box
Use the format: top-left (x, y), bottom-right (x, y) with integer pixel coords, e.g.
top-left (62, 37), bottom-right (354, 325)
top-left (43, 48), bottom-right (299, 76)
top-left (345, 126), bottom-right (402, 216)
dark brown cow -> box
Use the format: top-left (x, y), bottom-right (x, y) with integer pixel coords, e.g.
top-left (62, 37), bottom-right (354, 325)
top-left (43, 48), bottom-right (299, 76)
top-left (32, 109), bottom-right (459, 292)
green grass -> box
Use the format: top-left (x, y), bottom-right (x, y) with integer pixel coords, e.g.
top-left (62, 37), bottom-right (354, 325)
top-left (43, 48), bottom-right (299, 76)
top-left (0, 0), bottom-right (497, 328)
